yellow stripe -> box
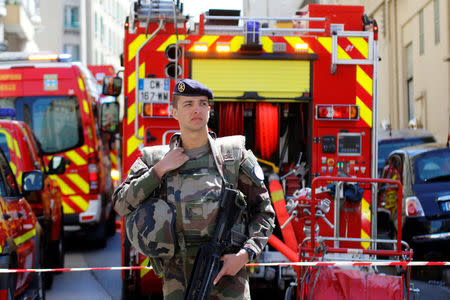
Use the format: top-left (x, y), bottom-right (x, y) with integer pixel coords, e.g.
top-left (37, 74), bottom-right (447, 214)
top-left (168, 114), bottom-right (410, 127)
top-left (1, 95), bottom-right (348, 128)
top-left (337, 45), bottom-right (352, 60)
top-left (356, 66), bottom-right (373, 96)
top-left (361, 230), bottom-right (370, 249)
top-left (69, 195), bottom-right (89, 211)
top-left (270, 190), bottom-right (284, 204)
top-left (140, 257), bottom-right (150, 277)
top-left (356, 96), bottom-right (372, 128)
top-left (261, 37), bottom-right (273, 53)
top-left (81, 145), bottom-right (89, 155)
top-left (318, 37), bottom-right (332, 54)
top-left (13, 139), bottom-right (21, 159)
top-left (110, 153), bottom-right (117, 165)
top-left (230, 36), bottom-right (244, 52)
top-left (156, 35), bottom-right (186, 52)
top-left (16, 171), bottom-right (22, 187)
top-left (66, 150), bottom-right (87, 166)
top-left (284, 36), bottom-right (315, 54)
top-left (128, 35), bottom-right (148, 62)
top-left (126, 126), bottom-right (144, 157)
top-left (127, 63), bottom-right (146, 94)
top-left (10, 162), bottom-right (16, 176)
top-left (127, 102), bottom-right (136, 126)
top-left (0, 129), bottom-right (13, 150)
top-left (0, 245), bottom-right (2, 253)
top-left (347, 37), bottom-right (368, 59)
top-left (78, 78), bottom-right (85, 91)
top-left (62, 202), bottom-right (75, 214)
top-left (66, 174), bottom-right (89, 194)
top-left (188, 36), bottom-right (219, 52)
top-left (14, 228), bottom-right (36, 246)
top-left (361, 198), bottom-right (371, 222)
top-left (83, 99), bottom-right (89, 114)
top-left (50, 175), bottom-right (76, 195)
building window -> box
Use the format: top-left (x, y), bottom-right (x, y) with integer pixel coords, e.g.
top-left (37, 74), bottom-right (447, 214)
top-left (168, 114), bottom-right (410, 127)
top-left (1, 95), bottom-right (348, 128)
top-left (434, 0), bottom-right (440, 44)
top-left (406, 43), bottom-right (414, 121)
top-left (100, 16), bottom-right (104, 41)
top-left (63, 44), bottom-right (80, 61)
top-left (419, 9), bottom-right (424, 55)
top-left (64, 6), bottom-right (80, 29)
top-left (94, 12), bottom-right (98, 36)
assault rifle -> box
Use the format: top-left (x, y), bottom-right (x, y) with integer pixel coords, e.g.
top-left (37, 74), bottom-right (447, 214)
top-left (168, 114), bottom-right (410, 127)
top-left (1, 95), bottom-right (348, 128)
top-left (184, 187), bottom-right (247, 300)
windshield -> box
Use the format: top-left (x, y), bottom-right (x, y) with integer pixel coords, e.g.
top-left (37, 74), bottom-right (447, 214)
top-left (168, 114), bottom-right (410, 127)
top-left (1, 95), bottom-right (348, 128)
top-left (414, 148), bottom-right (450, 184)
top-left (0, 96), bottom-right (83, 155)
top-left (378, 138), bottom-right (434, 172)
top-left (0, 132), bottom-right (11, 161)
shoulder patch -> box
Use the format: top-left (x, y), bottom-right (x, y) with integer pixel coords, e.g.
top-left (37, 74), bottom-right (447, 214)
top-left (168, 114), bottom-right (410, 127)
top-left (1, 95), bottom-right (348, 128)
top-left (240, 150), bottom-right (264, 187)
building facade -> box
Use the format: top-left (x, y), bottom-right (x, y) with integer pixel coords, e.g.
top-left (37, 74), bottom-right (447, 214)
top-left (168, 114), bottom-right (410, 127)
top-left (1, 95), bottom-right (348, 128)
top-left (1, 0), bottom-right (41, 52)
top-left (36, 0), bottom-right (129, 70)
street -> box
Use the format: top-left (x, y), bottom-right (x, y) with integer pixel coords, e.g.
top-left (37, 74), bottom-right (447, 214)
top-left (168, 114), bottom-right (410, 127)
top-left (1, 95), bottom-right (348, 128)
top-left (44, 229), bottom-right (450, 300)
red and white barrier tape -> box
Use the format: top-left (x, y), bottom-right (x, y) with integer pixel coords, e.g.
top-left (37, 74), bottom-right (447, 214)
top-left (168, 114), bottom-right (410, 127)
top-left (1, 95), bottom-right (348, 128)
top-left (0, 261), bottom-right (448, 273)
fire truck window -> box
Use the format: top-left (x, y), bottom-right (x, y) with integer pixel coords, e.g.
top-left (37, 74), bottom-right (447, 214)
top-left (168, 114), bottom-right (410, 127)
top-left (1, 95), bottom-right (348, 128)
top-left (382, 155), bottom-right (403, 181)
top-left (0, 151), bottom-right (19, 197)
top-left (3, 96), bottom-right (84, 155)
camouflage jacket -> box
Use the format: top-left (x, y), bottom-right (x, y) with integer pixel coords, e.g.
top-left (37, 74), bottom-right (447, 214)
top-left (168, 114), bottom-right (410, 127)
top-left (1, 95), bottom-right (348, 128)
top-left (112, 133), bottom-right (275, 257)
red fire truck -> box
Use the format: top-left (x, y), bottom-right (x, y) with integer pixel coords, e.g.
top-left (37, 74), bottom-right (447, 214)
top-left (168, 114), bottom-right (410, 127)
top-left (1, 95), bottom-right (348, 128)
top-left (107, 1), bottom-right (413, 298)
top-left (0, 53), bottom-right (116, 247)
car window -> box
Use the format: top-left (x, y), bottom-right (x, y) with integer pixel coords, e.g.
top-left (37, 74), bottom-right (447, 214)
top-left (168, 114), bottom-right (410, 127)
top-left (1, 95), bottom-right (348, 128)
top-left (378, 137), bottom-right (434, 173)
top-left (0, 149), bottom-right (19, 197)
top-left (414, 149), bottom-right (450, 183)
top-left (0, 132), bottom-right (11, 161)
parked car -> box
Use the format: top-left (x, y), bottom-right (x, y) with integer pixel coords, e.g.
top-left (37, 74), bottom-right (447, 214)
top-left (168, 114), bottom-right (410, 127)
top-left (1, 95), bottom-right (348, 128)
top-left (377, 128), bottom-right (436, 176)
top-left (0, 118), bottom-right (66, 288)
top-left (378, 143), bottom-right (450, 260)
top-left (0, 147), bottom-right (45, 299)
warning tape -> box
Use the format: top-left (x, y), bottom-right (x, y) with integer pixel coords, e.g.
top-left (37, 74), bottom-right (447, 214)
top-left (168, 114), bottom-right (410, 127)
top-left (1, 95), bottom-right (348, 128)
top-left (0, 261), bottom-right (447, 273)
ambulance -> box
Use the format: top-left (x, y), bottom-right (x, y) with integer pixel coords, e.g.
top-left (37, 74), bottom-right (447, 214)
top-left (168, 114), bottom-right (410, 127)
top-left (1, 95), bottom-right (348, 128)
top-left (0, 53), bottom-right (116, 246)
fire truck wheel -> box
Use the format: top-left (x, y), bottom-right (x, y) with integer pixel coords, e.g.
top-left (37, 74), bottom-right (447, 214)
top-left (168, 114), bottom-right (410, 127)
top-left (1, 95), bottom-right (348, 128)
top-left (49, 208), bottom-right (65, 271)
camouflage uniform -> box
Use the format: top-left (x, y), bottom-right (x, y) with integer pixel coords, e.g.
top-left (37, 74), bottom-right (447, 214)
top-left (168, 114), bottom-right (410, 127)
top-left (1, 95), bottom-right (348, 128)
top-left (113, 133), bottom-right (275, 299)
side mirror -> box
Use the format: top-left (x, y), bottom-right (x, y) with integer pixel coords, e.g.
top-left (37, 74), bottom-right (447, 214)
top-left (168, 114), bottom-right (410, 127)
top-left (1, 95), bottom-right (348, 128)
top-left (48, 156), bottom-right (67, 175)
top-left (102, 76), bottom-right (122, 96)
top-left (101, 102), bottom-right (120, 134)
top-left (22, 171), bottom-right (44, 192)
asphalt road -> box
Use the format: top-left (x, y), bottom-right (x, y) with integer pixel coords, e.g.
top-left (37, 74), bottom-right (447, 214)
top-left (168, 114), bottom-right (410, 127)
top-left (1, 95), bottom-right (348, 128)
top-left (45, 231), bottom-right (449, 299)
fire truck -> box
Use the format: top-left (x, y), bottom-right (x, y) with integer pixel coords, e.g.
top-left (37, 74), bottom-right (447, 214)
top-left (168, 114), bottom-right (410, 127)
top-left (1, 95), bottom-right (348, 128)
top-left (0, 53), bottom-right (116, 247)
top-left (109, 1), bottom-right (414, 298)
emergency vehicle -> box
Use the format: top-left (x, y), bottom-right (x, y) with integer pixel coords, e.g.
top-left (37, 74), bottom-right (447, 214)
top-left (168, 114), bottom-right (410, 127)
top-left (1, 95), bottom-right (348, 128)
top-left (0, 53), bottom-right (116, 247)
top-left (108, 1), bottom-right (413, 298)
top-left (88, 65), bottom-right (122, 190)
top-left (0, 146), bottom-right (45, 299)
top-left (0, 116), bottom-right (66, 288)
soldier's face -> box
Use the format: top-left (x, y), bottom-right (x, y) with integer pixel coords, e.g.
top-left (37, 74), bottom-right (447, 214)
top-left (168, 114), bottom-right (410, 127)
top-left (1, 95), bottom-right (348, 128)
top-left (172, 95), bottom-right (210, 132)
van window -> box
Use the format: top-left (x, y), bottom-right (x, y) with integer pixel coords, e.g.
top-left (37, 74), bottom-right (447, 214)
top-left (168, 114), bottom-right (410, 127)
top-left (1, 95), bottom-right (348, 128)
top-left (0, 149), bottom-right (19, 197)
top-left (0, 96), bottom-right (84, 155)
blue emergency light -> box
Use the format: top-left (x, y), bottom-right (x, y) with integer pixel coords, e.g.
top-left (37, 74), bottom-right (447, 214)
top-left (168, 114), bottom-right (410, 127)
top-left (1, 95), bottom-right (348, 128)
top-left (0, 108), bottom-right (16, 118)
top-left (246, 21), bottom-right (260, 45)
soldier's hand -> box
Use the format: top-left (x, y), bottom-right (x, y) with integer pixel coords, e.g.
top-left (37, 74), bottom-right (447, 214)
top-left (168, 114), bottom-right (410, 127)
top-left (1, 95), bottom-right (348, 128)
top-left (213, 249), bottom-right (249, 285)
top-left (153, 148), bottom-right (189, 178)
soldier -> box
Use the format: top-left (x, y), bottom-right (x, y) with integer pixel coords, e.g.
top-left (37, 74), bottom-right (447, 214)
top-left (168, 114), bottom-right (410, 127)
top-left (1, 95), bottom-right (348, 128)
top-left (113, 79), bottom-right (275, 299)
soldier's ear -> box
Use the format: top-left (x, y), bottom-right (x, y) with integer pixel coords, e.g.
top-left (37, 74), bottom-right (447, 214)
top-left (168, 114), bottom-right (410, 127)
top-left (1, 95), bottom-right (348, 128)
top-left (171, 105), bottom-right (178, 120)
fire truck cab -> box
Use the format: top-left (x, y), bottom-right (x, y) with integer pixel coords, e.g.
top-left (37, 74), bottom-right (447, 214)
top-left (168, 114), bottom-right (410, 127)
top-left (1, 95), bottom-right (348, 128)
top-left (113, 1), bottom-right (381, 297)
top-left (0, 53), bottom-right (116, 246)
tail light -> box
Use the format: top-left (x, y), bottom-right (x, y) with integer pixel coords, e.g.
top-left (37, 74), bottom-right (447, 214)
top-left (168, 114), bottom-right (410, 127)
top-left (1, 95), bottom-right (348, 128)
top-left (142, 103), bottom-right (170, 117)
top-left (88, 152), bottom-right (99, 194)
top-left (405, 196), bottom-right (424, 217)
top-left (316, 105), bottom-right (359, 121)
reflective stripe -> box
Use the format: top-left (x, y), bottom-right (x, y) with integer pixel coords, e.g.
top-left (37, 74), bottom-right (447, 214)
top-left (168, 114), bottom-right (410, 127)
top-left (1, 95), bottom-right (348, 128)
top-left (65, 150), bottom-right (87, 166)
top-left (284, 36), bottom-right (315, 54)
top-left (356, 96), bottom-right (372, 128)
top-left (78, 78), bottom-right (85, 91)
top-left (83, 99), bottom-right (89, 114)
top-left (261, 36), bottom-right (273, 53)
top-left (13, 139), bottom-right (21, 159)
top-left (156, 35), bottom-right (186, 52)
top-left (188, 35), bottom-right (219, 52)
top-left (126, 126), bottom-right (144, 158)
top-left (51, 175), bottom-right (76, 195)
top-left (140, 257), bottom-right (150, 278)
top-left (230, 36), bottom-right (244, 52)
top-left (128, 35), bottom-right (148, 62)
top-left (127, 63), bottom-right (146, 94)
top-left (69, 195), bottom-right (89, 211)
top-left (318, 37), bottom-right (332, 53)
top-left (356, 66), bottom-right (373, 96)
top-left (66, 174), bottom-right (89, 194)
top-left (347, 37), bottom-right (369, 59)
top-left (14, 228), bottom-right (36, 246)
top-left (271, 189), bottom-right (284, 204)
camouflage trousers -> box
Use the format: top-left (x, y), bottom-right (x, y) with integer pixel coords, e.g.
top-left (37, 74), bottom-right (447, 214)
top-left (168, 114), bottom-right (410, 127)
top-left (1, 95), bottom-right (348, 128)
top-left (162, 255), bottom-right (251, 300)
